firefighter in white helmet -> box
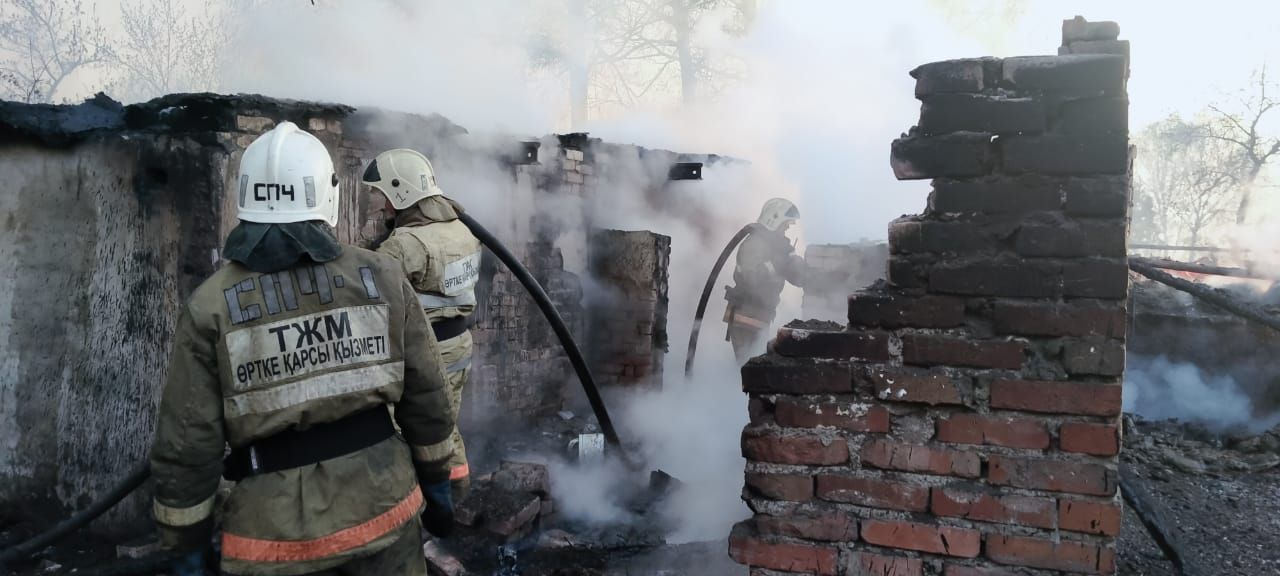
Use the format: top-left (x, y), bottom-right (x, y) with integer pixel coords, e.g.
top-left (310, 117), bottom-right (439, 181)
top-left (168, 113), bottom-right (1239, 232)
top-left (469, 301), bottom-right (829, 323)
top-left (150, 122), bottom-right (456, 576)
top-left (363, 148), bottom-right (482, 503)
top-left (724, 198), bottom-right (814, 364)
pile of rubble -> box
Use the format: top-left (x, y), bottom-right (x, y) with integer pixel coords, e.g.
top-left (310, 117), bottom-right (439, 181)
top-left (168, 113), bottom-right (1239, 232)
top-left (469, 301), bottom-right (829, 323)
top-left (1122, 415), bottom-right (1280, 476)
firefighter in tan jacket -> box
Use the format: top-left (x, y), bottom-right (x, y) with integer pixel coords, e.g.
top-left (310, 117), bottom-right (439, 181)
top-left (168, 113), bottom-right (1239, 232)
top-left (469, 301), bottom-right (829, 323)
top-left (150, 123), bottom-right (456, 576)
top-left (362, 149), bottom-right (482, 502)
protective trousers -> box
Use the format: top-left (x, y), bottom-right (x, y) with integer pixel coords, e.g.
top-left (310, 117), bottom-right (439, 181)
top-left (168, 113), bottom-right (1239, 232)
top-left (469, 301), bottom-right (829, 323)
top-left (438, 329), bottom-right (474, 502)
top-left (728, 324), bottom-right (767, 365)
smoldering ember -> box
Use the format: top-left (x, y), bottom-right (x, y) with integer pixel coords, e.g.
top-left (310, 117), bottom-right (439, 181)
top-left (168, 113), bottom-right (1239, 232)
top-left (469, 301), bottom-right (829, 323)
top-left (2, 4), bottom-right (1280, 576)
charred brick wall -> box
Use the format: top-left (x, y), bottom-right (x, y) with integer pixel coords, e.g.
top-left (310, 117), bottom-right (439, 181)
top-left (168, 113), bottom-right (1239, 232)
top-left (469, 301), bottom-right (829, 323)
top-left (731, 17), bottom-right (1130, 576)
top-left (587, 229), bottom-right (672, 390)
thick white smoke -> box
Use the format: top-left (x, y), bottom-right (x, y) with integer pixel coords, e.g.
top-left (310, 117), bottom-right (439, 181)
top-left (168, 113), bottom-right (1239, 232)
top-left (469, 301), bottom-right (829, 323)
top-left (1124, 355), bottom-right (1280, 434)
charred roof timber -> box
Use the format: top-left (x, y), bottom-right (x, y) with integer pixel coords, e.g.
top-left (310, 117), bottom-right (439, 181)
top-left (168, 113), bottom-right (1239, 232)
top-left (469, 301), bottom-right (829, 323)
top-left (667, 162), bottom-right (702, 180)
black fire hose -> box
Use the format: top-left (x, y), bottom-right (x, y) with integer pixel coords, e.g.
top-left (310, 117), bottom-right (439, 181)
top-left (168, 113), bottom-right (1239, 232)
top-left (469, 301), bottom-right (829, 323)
top-left (0, 462), bottom-right (151, 569)
top-left (456, 211), bottom-right (622, 450)
top-left (684, 223), bottom-right (760, 377)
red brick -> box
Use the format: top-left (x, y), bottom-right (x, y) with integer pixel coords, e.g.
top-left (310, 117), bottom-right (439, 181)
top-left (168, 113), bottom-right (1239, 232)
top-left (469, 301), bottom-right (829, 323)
top-left (990, 379), bottom-right (1122, 416)
top-left (861, 440), bottom-right (980, 478)
top-left (944, 564), bottom-right (1023, 576)
top-left (901, 334), bottom-right (1025, 370)
top-left (729, 523), bottom-right (838, 575)
top-left (1015, 223), bottom-right (1126, 258)
top-left (742, 358), bottom-right (852, 394)
top-left (774, 327), bottom-right (892, 361)
top-left (928, 175), bottom-right (1063, 216)
top-left (864, 369), bottom-right (969, 406)
top-left (1062, 259), bottom-right (1129, 299)
top-left (986, 534), bottom-right (1115, 574)
top-left (860, 520), bottom-right (980, 558)
top-left (891, 133), bottom-right (994, 180)
top-left (1059, 498), bottom-right (1122, 536)
top-left (748, 396), bottom-right (772, 425)
top-left (755, 513), bottom-right (857, 542)
top-left (744, 472), bottom-right (813, 502)
top-left (929, 261), bottom-right (1061, 298)
top-left (1002, 133), bottom-right (1128, 176)
top-left (1062, 339), bottom-right (1126, 376)
top-left (848, 292), bottom-right (965, 329)
top-left (991, 301), bottom-right (1126, 338)
top-left (888, 255), bottom-right (933, 290)
top-left (815, 475), bottom-right (930, 511)
top-left (988, 456), bottom-right (1117, 496)
top-left (919, 93), bottom-right (1046, 136)
top-left (930, 488), bottom-right (1056, 529)
top-left (889, 219), bottom-right (1001, 255)
top-left (1060, 422), bottom-right (1120, 456)
top-left (936, 414), bottom-right (1050, 449)
top-left (1063, 176), bottom-right (1128, 218)
top-left (776, 400), bottom-right (890, 432)
top-left (857, 552), bottom-right (924, 576)
top-left (743, 431), bottom-right (849, 466)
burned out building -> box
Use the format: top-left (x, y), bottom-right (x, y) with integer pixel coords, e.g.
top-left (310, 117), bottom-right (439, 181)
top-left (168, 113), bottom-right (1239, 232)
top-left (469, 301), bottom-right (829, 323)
top-left (0, 93), bottom-right (706, 533)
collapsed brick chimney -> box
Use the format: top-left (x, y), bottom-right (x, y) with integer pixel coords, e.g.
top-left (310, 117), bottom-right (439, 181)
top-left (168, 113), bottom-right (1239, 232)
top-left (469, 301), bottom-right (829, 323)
top-left (731, 17), bottom-right (1130, 576)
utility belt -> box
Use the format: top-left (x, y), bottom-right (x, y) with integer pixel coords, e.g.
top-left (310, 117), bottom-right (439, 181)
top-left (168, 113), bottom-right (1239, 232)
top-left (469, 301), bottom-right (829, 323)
top-left (223, 407), bottom-right (395, 482)
top-left (431, 315), bottom-right (468, 342)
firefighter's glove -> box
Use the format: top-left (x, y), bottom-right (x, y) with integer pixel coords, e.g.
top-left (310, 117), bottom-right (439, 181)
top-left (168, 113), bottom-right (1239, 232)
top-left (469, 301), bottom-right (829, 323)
top-left (421, 481), bottom-right (455, 538)
top-left (169, 549), bottom-right (206, 576)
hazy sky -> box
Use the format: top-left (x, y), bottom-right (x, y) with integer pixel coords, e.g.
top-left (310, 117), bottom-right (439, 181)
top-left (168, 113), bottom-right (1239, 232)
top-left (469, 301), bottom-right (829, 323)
top-left (63, 0), bottom-right (1280, 244)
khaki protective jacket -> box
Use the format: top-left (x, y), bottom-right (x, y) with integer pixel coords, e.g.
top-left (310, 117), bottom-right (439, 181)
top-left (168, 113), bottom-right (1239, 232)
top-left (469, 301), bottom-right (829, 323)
top-left (150, 246), bottom-right (455, 576)
top-left (377, 196), bottom-right (482, 322)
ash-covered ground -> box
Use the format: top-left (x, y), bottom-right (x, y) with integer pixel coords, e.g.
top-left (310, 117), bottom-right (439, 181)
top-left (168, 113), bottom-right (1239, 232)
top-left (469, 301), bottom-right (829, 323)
top-left (1118, 416), bottom-right (1280, 576)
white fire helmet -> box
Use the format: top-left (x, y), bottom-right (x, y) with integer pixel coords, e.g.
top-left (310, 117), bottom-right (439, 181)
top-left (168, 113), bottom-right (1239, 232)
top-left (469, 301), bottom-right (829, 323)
top-left (361, 148), bottom-right (443, 210)
top-left (757, 198), bottom-right (800, 232)
top-left (236, 121), bottom-right (339, 227)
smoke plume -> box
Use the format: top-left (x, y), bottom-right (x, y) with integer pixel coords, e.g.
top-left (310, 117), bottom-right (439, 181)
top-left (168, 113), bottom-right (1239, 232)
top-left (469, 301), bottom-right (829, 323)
top-left (1124, 354), bottom-right (1280, 434)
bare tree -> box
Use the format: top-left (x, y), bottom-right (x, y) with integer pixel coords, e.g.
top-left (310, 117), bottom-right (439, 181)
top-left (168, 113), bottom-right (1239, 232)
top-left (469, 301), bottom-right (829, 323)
top-left (1206, 67), bottom-right (1280, 224)
top-left (111, 0), bottom-right (227, 102)
top-left (0, 0), bottom-right (110, 103)
top-left (530, 0), bottom-right (755, 128)
top-left (1134, 115), bottom-right (1243, 247)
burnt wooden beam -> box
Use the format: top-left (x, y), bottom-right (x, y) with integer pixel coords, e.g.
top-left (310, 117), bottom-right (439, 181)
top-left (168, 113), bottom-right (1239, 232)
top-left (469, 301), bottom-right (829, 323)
top-left (1129, 259), bottom-right (1280, 333)
top-left (1129, 256), bottom-right (1275, 281)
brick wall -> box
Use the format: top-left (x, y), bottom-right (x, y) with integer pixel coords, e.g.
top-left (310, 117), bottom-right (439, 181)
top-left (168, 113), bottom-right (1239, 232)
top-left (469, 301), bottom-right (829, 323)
top-left (731, 17), bottom-right (1130, 576)
top-left (587, 229), bottom-right (672, 390)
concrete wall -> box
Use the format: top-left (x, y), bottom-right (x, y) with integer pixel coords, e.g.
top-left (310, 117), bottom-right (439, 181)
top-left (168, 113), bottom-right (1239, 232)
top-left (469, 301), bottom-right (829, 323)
top-left (0, 136), bottom-right (227, 530)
